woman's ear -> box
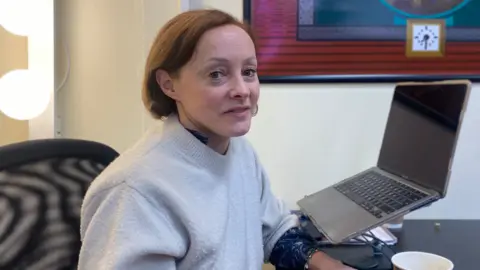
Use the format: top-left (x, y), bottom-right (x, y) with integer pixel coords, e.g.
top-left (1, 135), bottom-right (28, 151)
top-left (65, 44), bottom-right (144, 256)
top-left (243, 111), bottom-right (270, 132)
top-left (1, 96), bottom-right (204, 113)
top-left (155, 69), bottom-right (178, 100)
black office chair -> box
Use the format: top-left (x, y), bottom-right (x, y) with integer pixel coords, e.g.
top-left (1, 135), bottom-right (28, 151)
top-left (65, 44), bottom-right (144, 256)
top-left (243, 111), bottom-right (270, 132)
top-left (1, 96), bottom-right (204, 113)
top-left (0, 139), bottom-right (119, 270)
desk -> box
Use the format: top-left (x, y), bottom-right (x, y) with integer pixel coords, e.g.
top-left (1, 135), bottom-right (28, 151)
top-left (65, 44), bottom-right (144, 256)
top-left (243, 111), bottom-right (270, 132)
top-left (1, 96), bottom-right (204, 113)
top-left (321, 220), bottom-right (480, 270)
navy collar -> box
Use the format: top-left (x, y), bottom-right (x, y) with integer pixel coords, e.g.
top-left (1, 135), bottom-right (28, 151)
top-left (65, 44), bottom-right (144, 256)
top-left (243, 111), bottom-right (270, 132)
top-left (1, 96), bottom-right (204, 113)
top-left (186, 128), bottom-right (208, 145)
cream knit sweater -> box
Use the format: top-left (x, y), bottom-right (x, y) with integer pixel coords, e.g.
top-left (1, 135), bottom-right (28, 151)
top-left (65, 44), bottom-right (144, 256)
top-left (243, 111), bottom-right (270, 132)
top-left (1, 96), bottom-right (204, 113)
top-left (78, 115), bottom-right (298, 270)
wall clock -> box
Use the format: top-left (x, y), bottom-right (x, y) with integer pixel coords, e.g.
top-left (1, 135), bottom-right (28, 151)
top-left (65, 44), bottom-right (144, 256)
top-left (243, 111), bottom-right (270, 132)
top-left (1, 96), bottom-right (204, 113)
top-left (406, 19), bottom-right (446, 57)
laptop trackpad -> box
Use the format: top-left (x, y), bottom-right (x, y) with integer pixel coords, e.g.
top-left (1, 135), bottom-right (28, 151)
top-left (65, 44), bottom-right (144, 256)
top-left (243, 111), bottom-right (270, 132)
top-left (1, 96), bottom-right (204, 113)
top-left (303, 188), bottom-right (376, 243)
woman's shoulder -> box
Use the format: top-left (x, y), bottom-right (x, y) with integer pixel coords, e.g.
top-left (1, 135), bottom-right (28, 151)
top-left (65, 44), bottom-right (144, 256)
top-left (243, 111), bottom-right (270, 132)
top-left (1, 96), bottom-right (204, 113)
top-left (231, 136), bottom-right (256, 156)
top-left (82, 151), bottom-right (184, 225)
top-left (87, 131), bottom-right (216, 201)
top-left (87, 145), bottom-right (180, 194)
top-left (231, 136), bottom-right (263, 167)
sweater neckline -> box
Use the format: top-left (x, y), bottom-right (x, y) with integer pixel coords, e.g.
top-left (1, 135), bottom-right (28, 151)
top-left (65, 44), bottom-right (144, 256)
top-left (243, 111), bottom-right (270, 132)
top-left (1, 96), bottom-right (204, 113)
top-left (154, 115), bottom-right (234, 171)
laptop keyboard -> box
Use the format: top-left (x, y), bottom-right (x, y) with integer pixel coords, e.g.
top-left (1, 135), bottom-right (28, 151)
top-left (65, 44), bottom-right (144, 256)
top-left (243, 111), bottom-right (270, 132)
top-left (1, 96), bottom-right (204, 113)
top-left (334, 171), bottom-right (428, 218)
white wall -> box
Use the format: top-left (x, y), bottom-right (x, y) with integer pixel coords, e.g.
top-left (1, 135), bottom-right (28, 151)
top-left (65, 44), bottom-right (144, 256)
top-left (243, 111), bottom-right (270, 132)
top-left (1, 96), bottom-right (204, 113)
top-left (248, 84), bottom-right (480, 220)
top-left (56, 0), bottom-right (480, 219)
top-left (55, 0), bottom-right (181, 149)
top-left (28, 0), bottom-right (55, 139)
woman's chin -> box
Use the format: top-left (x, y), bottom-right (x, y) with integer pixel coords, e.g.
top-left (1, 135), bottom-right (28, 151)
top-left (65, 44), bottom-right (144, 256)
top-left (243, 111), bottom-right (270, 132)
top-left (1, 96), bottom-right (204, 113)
top-left (222, 121), bottom-right (252, 137)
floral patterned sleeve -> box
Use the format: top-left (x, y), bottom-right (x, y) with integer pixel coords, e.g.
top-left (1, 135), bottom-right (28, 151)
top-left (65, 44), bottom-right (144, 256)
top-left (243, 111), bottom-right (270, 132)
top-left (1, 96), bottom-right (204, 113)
top-left (269, 226), bottom-right (318, 270)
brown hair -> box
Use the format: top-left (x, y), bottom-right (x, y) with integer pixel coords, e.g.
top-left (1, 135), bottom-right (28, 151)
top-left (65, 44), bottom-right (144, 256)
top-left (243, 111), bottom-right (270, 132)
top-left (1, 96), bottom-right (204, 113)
top-left (142, 9), bottom-right (256, 119)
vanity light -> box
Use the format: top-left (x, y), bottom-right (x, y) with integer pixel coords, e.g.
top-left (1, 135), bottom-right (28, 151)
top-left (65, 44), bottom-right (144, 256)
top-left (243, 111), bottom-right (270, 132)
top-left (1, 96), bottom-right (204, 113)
top-left (0, 69), bottom-right (51, 120)
top-left (0, 0), bottom-right (51, 120)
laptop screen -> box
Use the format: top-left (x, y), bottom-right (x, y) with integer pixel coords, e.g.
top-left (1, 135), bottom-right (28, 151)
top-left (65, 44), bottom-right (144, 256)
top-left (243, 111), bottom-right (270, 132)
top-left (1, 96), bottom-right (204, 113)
top-left (377, 82), bottom-right (469, 196)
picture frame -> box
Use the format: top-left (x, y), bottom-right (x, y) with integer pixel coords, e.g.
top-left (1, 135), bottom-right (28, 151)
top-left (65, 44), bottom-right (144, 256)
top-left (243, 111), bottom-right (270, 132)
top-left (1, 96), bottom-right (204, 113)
top-left (243, 0), bottom-right (480, 83)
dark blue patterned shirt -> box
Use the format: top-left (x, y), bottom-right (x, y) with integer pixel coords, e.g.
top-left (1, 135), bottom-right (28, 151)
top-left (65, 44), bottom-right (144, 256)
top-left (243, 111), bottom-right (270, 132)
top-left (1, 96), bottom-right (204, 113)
top-left (186, 129), bottom-right (316, 269)
top-left (269, 227), bottom-right (317, 269)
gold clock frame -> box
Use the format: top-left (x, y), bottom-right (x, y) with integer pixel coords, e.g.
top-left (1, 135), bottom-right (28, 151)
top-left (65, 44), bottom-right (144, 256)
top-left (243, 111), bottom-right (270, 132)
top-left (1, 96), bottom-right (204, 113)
top-left (406, 19), bottom-right (446, 58)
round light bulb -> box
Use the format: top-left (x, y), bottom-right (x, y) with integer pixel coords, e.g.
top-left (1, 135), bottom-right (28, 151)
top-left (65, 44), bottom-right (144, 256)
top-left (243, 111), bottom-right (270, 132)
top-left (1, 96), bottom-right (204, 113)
top-left (0, 69), bottom-right (51, 120)
top-left (0, 0), bottom-right (35, 36)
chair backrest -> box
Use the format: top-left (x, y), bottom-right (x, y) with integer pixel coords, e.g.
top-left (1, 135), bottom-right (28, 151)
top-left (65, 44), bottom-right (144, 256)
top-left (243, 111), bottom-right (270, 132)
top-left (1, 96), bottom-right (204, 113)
top-left (0, 138), bottom-right (119, 270)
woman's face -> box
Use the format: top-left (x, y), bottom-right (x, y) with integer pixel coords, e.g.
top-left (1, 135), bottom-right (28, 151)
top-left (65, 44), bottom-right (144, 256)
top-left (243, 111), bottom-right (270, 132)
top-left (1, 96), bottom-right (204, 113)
top-left (164, 24), bottom-right (259, 138)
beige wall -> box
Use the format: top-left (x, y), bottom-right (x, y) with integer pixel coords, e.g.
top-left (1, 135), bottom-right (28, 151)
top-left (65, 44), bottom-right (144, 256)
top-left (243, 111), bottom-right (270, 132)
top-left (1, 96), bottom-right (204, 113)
top-left (0, 27), bottom-right (29, 146)
top-left (54, 0), bottom-right (149, 150)
top-left (55, 0), bottom-right (480, 219)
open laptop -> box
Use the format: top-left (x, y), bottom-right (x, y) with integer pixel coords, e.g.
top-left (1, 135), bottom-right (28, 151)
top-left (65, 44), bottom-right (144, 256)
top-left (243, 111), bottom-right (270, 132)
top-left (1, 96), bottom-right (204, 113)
top-left (297, 80), bottom-right (471, 244)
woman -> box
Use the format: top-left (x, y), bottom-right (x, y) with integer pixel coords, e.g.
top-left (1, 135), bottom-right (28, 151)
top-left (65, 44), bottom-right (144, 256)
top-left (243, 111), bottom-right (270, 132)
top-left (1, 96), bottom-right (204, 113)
top-left (78, 9), bottom-right (355, 270)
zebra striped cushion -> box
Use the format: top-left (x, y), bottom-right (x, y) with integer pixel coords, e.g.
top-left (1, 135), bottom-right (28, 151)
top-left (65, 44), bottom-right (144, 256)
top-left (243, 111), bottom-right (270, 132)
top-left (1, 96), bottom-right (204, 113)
top-left (0, 157), bottom-right (106, 270)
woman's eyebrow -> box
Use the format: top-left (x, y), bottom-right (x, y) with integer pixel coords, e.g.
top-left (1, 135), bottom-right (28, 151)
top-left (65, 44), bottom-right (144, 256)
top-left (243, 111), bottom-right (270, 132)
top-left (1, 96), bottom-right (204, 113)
top-left (206, 57), bottom-right (229, 64)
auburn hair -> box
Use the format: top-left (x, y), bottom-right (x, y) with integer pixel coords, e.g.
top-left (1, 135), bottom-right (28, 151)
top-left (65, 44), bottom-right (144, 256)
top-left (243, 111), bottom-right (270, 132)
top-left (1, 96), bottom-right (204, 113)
top-left (141, 9), bottom-right (256, 119)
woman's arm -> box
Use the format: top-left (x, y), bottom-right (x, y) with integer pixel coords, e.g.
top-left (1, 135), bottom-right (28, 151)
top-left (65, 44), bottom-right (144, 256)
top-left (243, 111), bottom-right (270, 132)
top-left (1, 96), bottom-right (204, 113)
top-left (262, 197), bottom-right (355, 270)
top-left (78, 182), bottom-right (184, 270)
top-left (269, 227), bottom-right (316, 269)
top-left (254, 154), bottom-right (354, 270)
top-left (257, 164), bottom-right (300, 262)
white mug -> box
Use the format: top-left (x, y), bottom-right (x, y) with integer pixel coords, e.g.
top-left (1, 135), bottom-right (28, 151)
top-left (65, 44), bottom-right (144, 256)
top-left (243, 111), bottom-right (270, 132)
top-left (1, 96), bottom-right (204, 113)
top-left (391, 251), bottom-right (454, 270)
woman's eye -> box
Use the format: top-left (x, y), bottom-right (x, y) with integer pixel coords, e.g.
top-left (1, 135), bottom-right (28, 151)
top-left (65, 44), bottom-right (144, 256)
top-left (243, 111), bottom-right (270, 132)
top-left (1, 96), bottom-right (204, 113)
top-left (243, 69), bottom-right (257, 77)
top-left (209, 71), bottom-right (223, 79)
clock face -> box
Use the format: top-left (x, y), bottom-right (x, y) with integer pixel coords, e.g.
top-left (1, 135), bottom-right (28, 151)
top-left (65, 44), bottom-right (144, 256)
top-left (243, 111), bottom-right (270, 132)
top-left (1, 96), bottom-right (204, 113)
top-left (384, 0), bottom-right (467, 16)
top-left (412, 24), bottom-right (440, 51)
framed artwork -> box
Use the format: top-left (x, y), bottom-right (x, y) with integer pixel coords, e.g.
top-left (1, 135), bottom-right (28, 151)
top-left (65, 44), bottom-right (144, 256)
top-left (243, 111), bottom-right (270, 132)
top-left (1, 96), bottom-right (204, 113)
top-left (243, 0), bottom-right (480, 83)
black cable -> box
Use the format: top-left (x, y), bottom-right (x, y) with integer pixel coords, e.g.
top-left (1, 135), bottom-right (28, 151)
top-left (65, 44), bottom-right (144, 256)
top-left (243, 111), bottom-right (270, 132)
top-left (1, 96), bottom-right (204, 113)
top-left (297, 214), bottom-right (398, 270)
top-left (363, 230), bottom-right (397, 256)
top-left (337, 230), bottom-right (397, 270)
top-left (358, 230), bottom-right (395, 269)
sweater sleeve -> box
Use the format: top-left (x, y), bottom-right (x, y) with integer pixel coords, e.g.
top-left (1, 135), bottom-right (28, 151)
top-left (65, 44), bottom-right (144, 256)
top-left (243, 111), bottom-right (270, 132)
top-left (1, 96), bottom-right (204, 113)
top-left (257, 163), bottom-right (299, 261)
top-left (78, 182), bottom-right (184, 270)
top-left (269, 227), bottom-right (318, 269)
